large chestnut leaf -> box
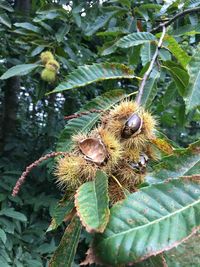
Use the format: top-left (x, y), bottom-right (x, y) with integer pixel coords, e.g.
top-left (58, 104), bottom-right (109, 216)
top-left (47, 198), bottom-right (74, 232)
top-left (93, 177), bottom-right (200, 266)
top-left (116, 32), bottom-right (156, 48)
top-left (0, 63), bottom-right (39, 79)
top-left (185, 46), bottom-right (200, 112)
top-left (75, 170), bottom-right (110, 233)
top-left (140, 68), bottom-right (160, 108)
top-left (146, 139), bottom-right (200, 184)
top-left (49, 216), bottom-right (81, 267)
top-left (49, 63), bottom-right (138, 94)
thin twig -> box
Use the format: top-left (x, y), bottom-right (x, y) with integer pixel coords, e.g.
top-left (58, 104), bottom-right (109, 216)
top-left (64, 109), bottom-right (102, 120)
top-left (135, 25), bottom-right (166, 105)
top-left (137, 17), bottom-right (170, 23)
top-left (12, 151), bottom-right (69, 197)
top-left (151, 7), bottom-right (200, 33)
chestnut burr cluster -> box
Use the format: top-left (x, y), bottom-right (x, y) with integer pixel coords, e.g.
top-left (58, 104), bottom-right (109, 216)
top-left (40, 51), bottom-right (60, 83)
top-left (55, 101), bottom-right (157, 203)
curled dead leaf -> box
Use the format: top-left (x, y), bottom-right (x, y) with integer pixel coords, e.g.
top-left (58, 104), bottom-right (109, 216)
top-left (80, 248), bottom-right (103, 266)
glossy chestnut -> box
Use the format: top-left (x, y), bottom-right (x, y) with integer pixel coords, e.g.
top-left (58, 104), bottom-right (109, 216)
top-left (121, 113), bottom-right (142, 138)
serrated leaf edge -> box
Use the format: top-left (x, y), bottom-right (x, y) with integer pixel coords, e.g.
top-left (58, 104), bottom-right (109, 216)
top-left (75, 181), bottom-right (110, 233)
top-left (135, 225), bottom-right (200, 264)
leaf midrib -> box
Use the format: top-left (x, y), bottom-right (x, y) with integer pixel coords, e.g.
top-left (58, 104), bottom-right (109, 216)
top-left (67, 219), bottom-right (81, 265)
top-left (161, 65), bottom-right (186, 89)
top-left (92, 179), bottom-right (100, 228)
top-left (105, 195), bottom-right (200, 241)
top-left (56, 74), bottom-right (135, 92)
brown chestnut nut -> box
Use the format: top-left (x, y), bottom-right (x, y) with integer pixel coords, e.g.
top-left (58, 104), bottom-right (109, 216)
top-left (121, 114), bottom-right (142, 138)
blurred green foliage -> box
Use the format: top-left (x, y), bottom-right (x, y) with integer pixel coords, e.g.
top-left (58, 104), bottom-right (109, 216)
top-left (0, 0), bottom-right (200, 266)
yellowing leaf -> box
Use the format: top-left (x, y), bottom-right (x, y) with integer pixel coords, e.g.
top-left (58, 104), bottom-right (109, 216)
top-left (151, 137), bottom-right (174, 155)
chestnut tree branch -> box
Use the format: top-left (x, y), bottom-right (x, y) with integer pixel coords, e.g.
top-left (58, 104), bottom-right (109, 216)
top-left (151, 7), bottom-right (200, 33)
top-left (135, 7), bottom-right (200, 105)
top-left (135, 25), bottom-right (166, 105)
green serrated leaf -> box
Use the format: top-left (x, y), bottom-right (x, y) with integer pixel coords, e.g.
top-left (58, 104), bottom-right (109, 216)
top-left (128, 45), bottom-right (141, 66)
top-left (47, 199), bottom-right (74, 231)
top-left (57, 89), bottom-right (126, 151)
top-left (0, 12), bottom-right (11, 28)
top-left (58, 113), bottom-right (99, 152)
top-left (0, 218), bottom-right (15, 234)
top-left (49, 216), bottom-right (81, 267)
top-left (140, 69), bottom-right (160, 108)
top-left (162, 82), bottom-right (177, 106)
top-left (100, 42), bottom-right (117, 56)
top-left (84, 11), bottom-right (116, 36)
top-left (30, 45), bottom-right (45, 57)
top-left (159, 48), bottom-right (171, 61)
top-left (186, 0), bottom-right (200, 8)
top-left (0, 2), bottom-right (14, 12)
top-left (119, 0), bottom-right (131, 8)
top-left (75, 171), bottom-right (109, 233)
top-left (185, 46), bottom-right (200, 112)
top-left (171, 23), bottom-right (200, 36)
top-left (14, 22), bottom-right (41, 33)
top-left (97, 27), bottom-right (129, 37)
top-left (0, 208), bottom-right (27, 222)
top-left (116, 32), bottom-right (156, 48)
top-left (146, 140), bottom-right (200, 184)
top-left (49, 63), bottom-right (137, 94)
top-left (0, 229), bottom-right (6, 244)
top-left (140, 43), bottom-right (156, 66)
top-left (138, 3), bottom-right (162, 11)
top-left (134, 254), bottom-right (165, 267)
top-left (72, 12), bottom-right (81, 28)
top-left (164, 231), bottom-right (200, 266)
top-left (93, 178), bottom-right (200, 265)
top-left (164, 35), bottom-right (191, 67)
top-left (162, 61), bottom-right (189, 96)
top-left (55, 24), bottom-right (70, 42)
top-left (33, 10), bottom-right (59, 22)
top-left (0, 63), bottom-right (39, 80)
top-left (0, 257), bottom-right (11, 267)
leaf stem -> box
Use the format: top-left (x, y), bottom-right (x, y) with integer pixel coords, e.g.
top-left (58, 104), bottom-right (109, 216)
top-left (135, 26), bottom-right (166, 105)
top-left (135, 7), bottom-right (200, 105)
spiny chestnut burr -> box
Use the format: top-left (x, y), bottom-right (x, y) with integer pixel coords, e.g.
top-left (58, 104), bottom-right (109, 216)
top-left (55, 101), bottom-right (157, 203)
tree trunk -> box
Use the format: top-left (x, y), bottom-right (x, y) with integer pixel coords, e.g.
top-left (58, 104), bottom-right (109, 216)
top-left (0, 0), bottom-right (31, 153)
top-left (1, 77), bottom-right (20, 147)
top-left (15, 0), bottom-right (31, 16)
